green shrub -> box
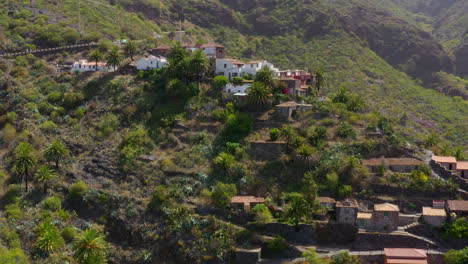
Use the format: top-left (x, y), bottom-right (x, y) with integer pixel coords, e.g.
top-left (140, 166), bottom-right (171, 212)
top-left (43, 196), bottom-right (62, 211)
top-left (149, 186), bottom-right (169, 211)
top-left (47, 92), bottom-right (63, 103)
top-left (211, 182), bottom-right (237, 208)
top-left (6, 112), bottom-right (17, 123)
top-left (336, 122), bottom-right (356, 139)
top-left (233, 76), bottom-right (244, 85)
top-left (97, 113), bottom-right (119, 138)
top-left (63, 92), bottom-right (84, 110)
top-left (40, 120), bottom-right (58, 133)
top-left (252, 204), bottom-right (273, 224)
top-left (270, 128), bottom-right (280, 141)
top-left (68, 181), bottom-right (88, 199)
top-left (5, 203), bottom-right (22, 219)
top-left (267, 236), bottom-right (289, 253)
top-left (2, 184), bottom-right (22, 205)
top-left (213, 75), bottom-right (229, 89)
top-left (61, 226), bottom-right (77, 243)
top-left (338, 185), bottom-right (353, 199)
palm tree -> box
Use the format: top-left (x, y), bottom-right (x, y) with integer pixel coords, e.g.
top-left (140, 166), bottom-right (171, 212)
top-left (247, 82), bottom-right (271, 110)
top-left (123, 41), bottom-right (137, 61)
top-left (279, 125), bottom-right (296, 144)
top-left (73, 229), bottom-right (108, 264)
top-left (88, 50), bottom-right (103, 71)
top-left (315, 67), bottom-right (326, 95)
top-left (295, 144), bottom-right (315, 168)
top-left (44, 139), bottom-right (69, 169)
top-left (35, 220), bottom-right (65, 254)
top-left (255, 66), bottom-right (276, 90)
top-left (188, 49), bottom-right (209, 82)
top-left (106, 46), bottom-right (123, 71)
top-left (34, 165), bottom-right (57, 194)
top-left (13, 142), bottom-right (37, 192)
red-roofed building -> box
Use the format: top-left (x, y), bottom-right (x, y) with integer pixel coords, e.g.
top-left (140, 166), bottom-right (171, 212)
top-left (432, 155), bottom-right (457, 170)
top-left (384, 248), bottom-right (427, 264)
top-left (456, 161), bottom-right (468, 179)
top-left (231, 196), bottom-right (265, 212)
top-left (184, 43), bottom-right (225, 58)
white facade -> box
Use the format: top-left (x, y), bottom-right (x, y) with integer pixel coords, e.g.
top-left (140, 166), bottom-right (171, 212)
top-left (215, 58), bottom-right (279, 81)
top-left (225, 83), bottom-right (252, 94)
top-left (216, 58), bottom-right (244, 80)
top-left (71, 59), bottom-right (114, 72)
top-left (242, 60), bottom-right (280, 76)
top-left (136, 55), bottom-right (168, 70)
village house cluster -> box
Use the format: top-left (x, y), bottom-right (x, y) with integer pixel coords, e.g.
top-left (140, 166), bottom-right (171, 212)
top-left (71, 43), bottom-right (317, 99)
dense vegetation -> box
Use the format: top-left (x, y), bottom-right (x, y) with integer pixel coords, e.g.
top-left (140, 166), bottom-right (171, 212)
top-left (0, 0), bottom-right (467, 263)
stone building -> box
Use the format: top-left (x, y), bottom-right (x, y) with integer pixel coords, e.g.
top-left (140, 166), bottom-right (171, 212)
top-left (275, 101), bottom-right (313, 120)
top-left (373, 203), bottom-right (399, 231)
top-left (422, 207), bottom-right (446, 227)
top-left (432, 155), bottom-right (457, 170)
top-left (230, 196), bottom-right (265, 212)
top-left (318, 197), bottom-right (336, 211)
top-left (361, 158), bottom-right (423, 173)
top-left (336, 199), bottom-right (358, 225)
top-left (446, 200), bottom-right (468, 219)
top-left (357, 212), bottom-right (373, 229)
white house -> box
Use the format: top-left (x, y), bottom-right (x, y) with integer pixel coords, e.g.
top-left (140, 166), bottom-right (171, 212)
top-left (216, 58), bottom-right (244, 81)
top-left (242, 60), bottom-right (280, 77)
top-left (71, 59), bottom-right (114, 72)
top-left (136, 55), bottom-right (168, 70)
top-left (225, 81), bottom-right (252, 94)
top-left (215, 58), bottom-right (280, 81)
top-left (184, 43), bottom-right (225, 58)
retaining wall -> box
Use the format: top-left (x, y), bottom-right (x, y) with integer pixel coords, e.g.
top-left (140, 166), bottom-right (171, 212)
top-left (430, 160), bottom-right (468, 190)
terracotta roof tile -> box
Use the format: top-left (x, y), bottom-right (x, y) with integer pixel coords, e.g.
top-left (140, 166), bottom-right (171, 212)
top-left (231, 196), bottom-right (265, 204)
top-left (318, 197), bottom-right (336, 203)
top-left (447, 200), bottom-right (468, 212)
top-left (432, 155), bottom-right (457, 164)
top-left (422, 207), bottom-right (446, 217)
top-left (357, 212), bottom-right (372, 219)
top-left (457, 161), bottom-right (468, 170)
top-left (375, 203), bottom-right (399, 212)
top-left (384, 248), bottom-right (427, 258)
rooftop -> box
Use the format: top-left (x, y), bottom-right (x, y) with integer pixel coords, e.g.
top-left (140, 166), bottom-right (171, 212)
top-left (432, 155), bottom-right (457, 164)
top-left (231, 196), bottom-right (265, 204)
top-left (276, 101), bottom-right (299, 108)
top-left (384, 248), bottom-right (427, 260)
top-left (457, 161), bottom-right (468, 170)
top-left (361, 158), bottom-right (423, 166)
top-left (375, 203), bottom-right (399, 212)
top-left (422, 207), bottom-right (446, 217)
top-left (318, 197), bottom-right (336, 204)
top-left (224, 58), bottom-right (245, 65)
top-left (447, 200), bottom-right (468, 212)
top-left (337, 198), bottom-right (359, 208)
top-left (357, 212), bottom-right (372, 219)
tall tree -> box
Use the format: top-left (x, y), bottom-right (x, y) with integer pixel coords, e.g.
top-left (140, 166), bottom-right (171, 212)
top-left (88, 50), bottom-right (103, 71)
top-left (315, 67), bottom-right (326, 95)
top-left (188, 49), bottom-right (209, 82)
top-left (255, 66), bottom-right (276, 90)
top-left (106, 46), bottom-right (123, 71)
top-left (284, 192), bottom-right (310, 231)
top-left (44, 140), bottom-right (69, 168)
top-left (302, 172), bottom-right (319, 208)
top-left (73, 229), bottom-right (108, 264)
top-left (123, 41), bottom-right (137, 61)
top-left (34, 165), bottom-right (57, 194)
top-left (166, 43), bottom-right (189, 80)
top-left (13, 142), bottom-right (37, 192)
top-left (247, 82), bottom-right (271, 110)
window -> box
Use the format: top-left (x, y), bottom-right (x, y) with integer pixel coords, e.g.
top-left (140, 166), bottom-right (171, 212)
top-left (359, 219), bottom-right (365, 226)
top-left (224, 64), bottom-right (227, 68)
top-left (384, 212), bottom-right (389, 217)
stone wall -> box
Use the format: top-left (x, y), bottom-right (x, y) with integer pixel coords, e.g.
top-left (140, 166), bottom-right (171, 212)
top-left (235, 248), bottom-right (261, 264)
top-left (399, 214), bottom-right (420, 226)
top-left (247, 223), bottom-right (316, 244)
top-left (372, 211), bottom-right (399, 231)
top-left (248, 141), bottom-right (288, 160)
top-left (352, 233), bottom-right (438, 250)
top-left (430, 160), bottom-right (468, 190)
